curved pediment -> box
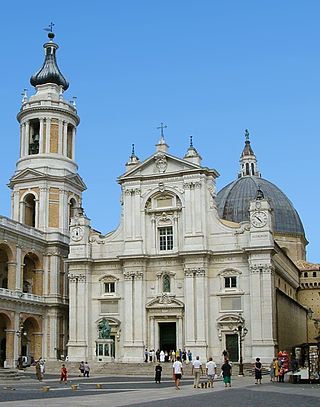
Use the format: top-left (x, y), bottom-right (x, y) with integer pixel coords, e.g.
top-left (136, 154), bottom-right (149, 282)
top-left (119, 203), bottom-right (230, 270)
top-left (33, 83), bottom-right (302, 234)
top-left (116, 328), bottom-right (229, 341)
top-left (146, 293), bottom-right (184, 309)
top-left (217, 314), bottom-right (244, 326)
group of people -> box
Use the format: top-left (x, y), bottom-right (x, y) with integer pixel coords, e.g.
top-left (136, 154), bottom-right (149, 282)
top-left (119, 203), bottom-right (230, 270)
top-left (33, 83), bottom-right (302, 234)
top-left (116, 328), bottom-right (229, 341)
top-left (170, 354), bottom-right (232, 390)
top-left (145, 348), bottom-right (193, 363)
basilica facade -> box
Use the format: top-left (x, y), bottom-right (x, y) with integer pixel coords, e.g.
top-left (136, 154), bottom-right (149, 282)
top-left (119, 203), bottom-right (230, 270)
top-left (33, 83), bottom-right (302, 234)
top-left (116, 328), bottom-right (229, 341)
top-left (0, 34), bottom-right (319, 367)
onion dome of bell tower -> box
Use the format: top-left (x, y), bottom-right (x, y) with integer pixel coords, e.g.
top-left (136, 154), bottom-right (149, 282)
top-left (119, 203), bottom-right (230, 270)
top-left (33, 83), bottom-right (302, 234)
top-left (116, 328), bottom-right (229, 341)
top-left (30, 31), bottom-right (69, 90)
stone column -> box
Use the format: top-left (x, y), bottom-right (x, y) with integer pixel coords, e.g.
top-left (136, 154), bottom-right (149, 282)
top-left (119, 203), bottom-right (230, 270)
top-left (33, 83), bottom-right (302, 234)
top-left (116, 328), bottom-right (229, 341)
top-left (149, 316), bottom-right (155, 349)
top-left (184, 268), bottom-right (195, 347)
top-left (63, 121), bottom-right (68, 156)
top-left (195, 268), bottom-right (206, 344)
top-left (133, 272), bottom-right (144, 345)
top-left (49, 254), bottom-right (59, 296)
top-left (58, 120), bottom-right (63, 154)
top-left (15, 246), bottom-right (22, 291)
top-left (4, 330), bottom-right (15, 368)
top-left (39, 187), bottom-right (48, 231)
top-left (24, 121), bottom-right (30, 155)
top-left (33, 333), bottom-right (43, 360)
top-left (39, 118), bottom-right (44, 154)
top-left (177, 316), bottom-right (183, 350)
top-left (123, 272), bottom-right (133, 345)
top-left (33, 269), bottom-right (44, 296)
top-left (67, 273), bottom-right (88, 361)
top-left (45, 117), bottom-right (51, 153)
top-left (72, 127), bottom-right (76, 160)
top-left (7, 262), bottom-right (17, 291)
top-left (34, 197), bottom-right (39, 228)
top-left (48, 311), bottom-right (58, 360)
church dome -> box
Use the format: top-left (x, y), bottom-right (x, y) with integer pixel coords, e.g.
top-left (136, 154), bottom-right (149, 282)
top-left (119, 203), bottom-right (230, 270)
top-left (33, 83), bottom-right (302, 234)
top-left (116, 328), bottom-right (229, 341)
top-left (216, 176), bottom-right (304, 235)
top-left (216, 131), bottom-right (305, 236)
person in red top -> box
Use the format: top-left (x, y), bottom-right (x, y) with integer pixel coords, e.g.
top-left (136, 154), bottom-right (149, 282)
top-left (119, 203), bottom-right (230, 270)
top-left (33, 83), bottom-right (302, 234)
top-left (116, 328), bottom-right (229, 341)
top-left (60, 364), bottom-right (68, 384)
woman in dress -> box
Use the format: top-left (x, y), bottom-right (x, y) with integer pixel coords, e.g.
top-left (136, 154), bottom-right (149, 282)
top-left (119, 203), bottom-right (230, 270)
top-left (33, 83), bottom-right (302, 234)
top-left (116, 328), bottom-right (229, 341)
top-left (254, 357), bottom-right (262, 384)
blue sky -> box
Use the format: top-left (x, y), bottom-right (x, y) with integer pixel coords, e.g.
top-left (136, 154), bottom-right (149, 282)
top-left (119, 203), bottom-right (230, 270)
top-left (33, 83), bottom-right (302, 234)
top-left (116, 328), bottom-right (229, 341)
top-left (1, 1), bottom-right (319, 262)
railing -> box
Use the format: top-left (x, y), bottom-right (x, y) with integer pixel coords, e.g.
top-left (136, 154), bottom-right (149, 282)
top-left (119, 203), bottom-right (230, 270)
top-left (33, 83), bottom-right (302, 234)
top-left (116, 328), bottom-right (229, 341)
top-left (0, 288), bottom-right (43, 303)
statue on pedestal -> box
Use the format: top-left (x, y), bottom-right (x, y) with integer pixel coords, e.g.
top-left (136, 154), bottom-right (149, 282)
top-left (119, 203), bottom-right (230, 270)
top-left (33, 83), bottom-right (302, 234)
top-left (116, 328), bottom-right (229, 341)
top-left (98, 318), bottom-right (111, 339)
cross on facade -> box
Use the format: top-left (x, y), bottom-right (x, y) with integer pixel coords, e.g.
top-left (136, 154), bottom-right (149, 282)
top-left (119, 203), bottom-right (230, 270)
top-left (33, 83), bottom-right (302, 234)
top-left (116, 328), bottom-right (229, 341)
top-left (157, 122), bottom-right (167, 138)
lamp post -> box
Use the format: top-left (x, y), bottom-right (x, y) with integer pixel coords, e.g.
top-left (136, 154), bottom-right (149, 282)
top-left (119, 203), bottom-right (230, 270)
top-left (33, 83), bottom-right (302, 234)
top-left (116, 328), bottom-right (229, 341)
top-left (235, 324), bottom-right (248, 376)
top-left (16, 320), bottom-right (27, 369)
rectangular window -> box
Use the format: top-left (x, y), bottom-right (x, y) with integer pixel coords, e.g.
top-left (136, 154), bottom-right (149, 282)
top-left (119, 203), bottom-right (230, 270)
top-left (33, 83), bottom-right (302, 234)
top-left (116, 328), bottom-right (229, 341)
top-left (104, 282), bottom-right (115, 294)
top-left (159, 226), bottom-right (173, 251)
top-left (224, 276), bottom-right (237, 288)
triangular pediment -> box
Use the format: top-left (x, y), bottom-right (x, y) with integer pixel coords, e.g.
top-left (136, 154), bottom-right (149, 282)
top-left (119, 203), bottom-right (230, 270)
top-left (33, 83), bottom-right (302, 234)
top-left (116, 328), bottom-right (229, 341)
top-left (146, 294), bottom-right (184, 309)
top-left (65, 174), bottom-right (87, 191)
top-left (119, 152), bottom-right (207, 181)
top-left (9, 170), bottom-right (86, 191)
top-left (9, 168), bottom-right (46, 185)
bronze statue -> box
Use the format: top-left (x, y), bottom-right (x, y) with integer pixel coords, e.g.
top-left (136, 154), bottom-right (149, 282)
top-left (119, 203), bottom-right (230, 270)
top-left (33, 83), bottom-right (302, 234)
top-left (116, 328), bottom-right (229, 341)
top-left (98, 318), bottom-right (111, 339)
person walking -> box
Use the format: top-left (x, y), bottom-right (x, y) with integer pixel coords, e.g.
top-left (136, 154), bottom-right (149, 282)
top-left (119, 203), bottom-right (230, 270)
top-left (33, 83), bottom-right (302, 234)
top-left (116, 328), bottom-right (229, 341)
top-left (35, 360), bottom-right (42, 381)
top-left (172, 356), bottom-right (183, 390)
top-left (192, 356), bottom-right (203, 388)
top-left (269, 358), bottom-right (275, 382)
top-left (60, 364), bottom-right (68, 384)
top-left (155, 362), bottom-right (162, 383)
top-left (206, 357), bottom-right (217, 388)
top-left (79, 361), bottom-right (85, 376)
top-left (221, 359), bottom-right (232, 388)
top-left (84, 362), bottom-right (90, 377)
top-left (160, 350), bottom-right (165, 363)
top-left (254, 357), bottom-right (262, 384)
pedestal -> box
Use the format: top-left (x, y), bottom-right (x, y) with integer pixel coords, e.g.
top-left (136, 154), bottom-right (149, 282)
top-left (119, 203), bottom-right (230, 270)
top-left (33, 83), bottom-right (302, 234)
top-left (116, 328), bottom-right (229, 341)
top-left (95, 339), bottom-right (114, 362)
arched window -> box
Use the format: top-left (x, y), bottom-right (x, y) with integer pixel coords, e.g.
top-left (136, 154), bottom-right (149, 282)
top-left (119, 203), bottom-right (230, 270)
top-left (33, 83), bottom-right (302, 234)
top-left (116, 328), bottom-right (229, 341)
top-left (251, 163), bottom-right (254, 175)
top-left (69, 198), bottom-right (77, 224)
top-left (67, 125), bottom-right (73, 159)
top-left (24, 194), bottom-right (36, 227)
top-left (162, 274), bottom-right (171, 292)
top-left (245, 163), bottom-right (250, 175)
top-left (28, 119), bottom-right (40, 155)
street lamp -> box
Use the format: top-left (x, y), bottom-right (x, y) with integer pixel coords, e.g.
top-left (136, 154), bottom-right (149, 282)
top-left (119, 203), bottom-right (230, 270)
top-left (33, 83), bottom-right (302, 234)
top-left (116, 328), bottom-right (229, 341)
top-left (234, 324), bottom-right (248, 376)
top-left (16, 320), bottom-right (27, 369)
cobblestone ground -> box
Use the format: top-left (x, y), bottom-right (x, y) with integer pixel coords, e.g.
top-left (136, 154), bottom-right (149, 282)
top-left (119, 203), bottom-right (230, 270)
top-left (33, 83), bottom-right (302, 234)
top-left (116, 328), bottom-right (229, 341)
top-left (0, 373), bottom-right (319, 406)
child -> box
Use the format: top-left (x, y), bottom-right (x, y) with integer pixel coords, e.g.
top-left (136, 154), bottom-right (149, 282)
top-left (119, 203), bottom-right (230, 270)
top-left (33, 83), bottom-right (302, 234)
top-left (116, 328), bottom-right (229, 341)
top-left (155, 363), bottom-right (162, 383)
top-left (60, 364), bottom-right (68, 384)
top-left (278, 366), bottom-right (285, 383)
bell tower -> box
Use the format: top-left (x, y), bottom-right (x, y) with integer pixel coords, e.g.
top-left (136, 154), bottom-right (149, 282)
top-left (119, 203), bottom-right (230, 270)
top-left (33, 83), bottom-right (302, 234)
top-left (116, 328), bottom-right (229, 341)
top-left (9, 31), bottom-right (86, 235)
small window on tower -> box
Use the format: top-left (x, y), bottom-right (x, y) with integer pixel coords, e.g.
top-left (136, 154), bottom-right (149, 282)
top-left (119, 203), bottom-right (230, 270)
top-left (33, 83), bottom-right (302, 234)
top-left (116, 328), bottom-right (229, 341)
top-left (29, 119), bottom-right (40, 155)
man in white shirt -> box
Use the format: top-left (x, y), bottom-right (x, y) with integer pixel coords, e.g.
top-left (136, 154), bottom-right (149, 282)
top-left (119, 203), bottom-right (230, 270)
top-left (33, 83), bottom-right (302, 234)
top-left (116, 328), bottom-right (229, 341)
top-left (191, 356), bottom-right (203, 388)
top-left (172, 356), bottom-right (183, 390)
top-left (206, 357), bottom-right (217, 388)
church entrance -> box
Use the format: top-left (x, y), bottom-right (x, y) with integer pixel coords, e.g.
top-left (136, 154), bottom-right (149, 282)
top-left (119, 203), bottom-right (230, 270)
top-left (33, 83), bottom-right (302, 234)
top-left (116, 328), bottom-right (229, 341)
top-left (159, 322), bottom-right (176, 352)
top-left (226, 334), bottom-right (239, 362)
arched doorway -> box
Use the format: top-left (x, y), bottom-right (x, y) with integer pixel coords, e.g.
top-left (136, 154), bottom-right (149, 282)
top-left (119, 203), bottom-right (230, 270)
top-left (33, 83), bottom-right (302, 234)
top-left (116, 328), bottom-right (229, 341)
top-left (20, 316), bottom-right (42, 364)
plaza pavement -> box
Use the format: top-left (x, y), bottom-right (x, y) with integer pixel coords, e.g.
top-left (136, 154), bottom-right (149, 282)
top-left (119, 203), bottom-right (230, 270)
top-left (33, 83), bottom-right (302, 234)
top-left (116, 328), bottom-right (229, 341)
top-left (0, 373), bottom-right (319, 406)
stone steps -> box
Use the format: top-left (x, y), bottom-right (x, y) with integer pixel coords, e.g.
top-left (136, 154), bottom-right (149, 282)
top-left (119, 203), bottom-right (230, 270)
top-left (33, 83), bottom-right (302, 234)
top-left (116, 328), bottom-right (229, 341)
top-left (30, 361), bottom-right (262, 377)
top-left (0, 369), bottom-right (25, 380)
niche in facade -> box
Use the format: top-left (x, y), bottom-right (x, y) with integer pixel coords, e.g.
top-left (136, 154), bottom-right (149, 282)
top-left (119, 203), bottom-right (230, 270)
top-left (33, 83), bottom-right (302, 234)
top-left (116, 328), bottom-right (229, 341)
top-left (67, 124), bottom-right (73, 159)
top-left (24, 194), bottom-right (36, 227)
